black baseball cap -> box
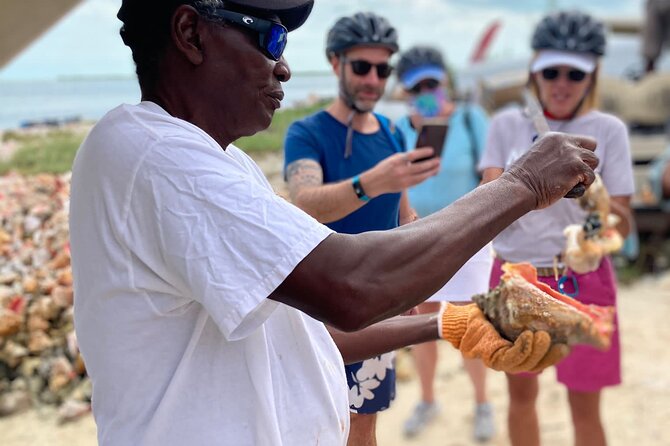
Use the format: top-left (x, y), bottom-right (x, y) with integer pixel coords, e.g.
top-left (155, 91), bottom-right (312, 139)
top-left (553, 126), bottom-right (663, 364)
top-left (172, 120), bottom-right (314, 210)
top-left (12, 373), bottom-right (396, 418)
top-left (117, 0), bottom-right (314, 38)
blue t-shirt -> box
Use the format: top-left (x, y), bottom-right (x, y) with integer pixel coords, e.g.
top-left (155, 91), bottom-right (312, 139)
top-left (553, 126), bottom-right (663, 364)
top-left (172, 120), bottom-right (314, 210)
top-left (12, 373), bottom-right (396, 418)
top-left (395, 104), bottom-right (488, 217)
top-left (284, 110), bottom-right (404, 234)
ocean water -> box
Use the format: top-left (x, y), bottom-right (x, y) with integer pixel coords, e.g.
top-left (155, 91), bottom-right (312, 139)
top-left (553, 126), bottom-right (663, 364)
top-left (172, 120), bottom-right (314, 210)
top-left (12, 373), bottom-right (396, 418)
top-left (0, 74), bottom-right (339, 130)
top-left (0, 31), bottom-right (653, 132)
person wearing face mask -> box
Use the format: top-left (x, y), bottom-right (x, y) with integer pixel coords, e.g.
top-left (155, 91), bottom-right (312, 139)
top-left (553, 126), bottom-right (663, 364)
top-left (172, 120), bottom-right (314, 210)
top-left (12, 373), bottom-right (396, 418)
top-left (480, 11), bottom-right (634, 446)
top-left (393, 46), bottom-right (496, 442)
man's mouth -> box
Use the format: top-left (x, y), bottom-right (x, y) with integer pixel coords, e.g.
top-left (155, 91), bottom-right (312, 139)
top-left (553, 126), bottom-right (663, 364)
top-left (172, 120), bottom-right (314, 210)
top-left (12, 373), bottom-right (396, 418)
top-left (358, 89), bottom-right (380, 100)
top-left (266, 90), bottom-right (284, 109)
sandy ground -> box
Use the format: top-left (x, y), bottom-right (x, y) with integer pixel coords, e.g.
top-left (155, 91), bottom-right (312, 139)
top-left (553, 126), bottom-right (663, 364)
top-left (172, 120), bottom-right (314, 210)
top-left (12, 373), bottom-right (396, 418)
top-left (2, 152), bottom-right (669, 445)
top-left (378, 276), bottom-right (670, 446)
top-left (2, 276), bottom-right (669, 446)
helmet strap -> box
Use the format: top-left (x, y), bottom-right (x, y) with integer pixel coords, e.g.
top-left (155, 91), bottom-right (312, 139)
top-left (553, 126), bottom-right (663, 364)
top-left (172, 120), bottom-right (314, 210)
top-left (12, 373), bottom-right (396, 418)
top-left (344, 110), bottom-right (355, 158)
top-left (337, 55), bottom-right (366, 159)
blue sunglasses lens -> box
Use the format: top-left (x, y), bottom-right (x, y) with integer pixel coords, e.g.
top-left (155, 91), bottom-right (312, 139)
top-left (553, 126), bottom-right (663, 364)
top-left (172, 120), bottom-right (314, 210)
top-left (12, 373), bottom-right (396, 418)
top-left (265, 24), bottom-right (287, 60)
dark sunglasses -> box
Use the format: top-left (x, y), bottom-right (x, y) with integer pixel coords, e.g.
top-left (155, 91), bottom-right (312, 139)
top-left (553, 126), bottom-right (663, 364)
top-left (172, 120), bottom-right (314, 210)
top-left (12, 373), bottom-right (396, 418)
top-left (201, 8), bottom-right (288, 61)
top-left (541, 68), bottom-right (587, 82)
top-left (409, 78), bottom-right (440, 94)
top-left (346, 59), bottom-right (394, 79)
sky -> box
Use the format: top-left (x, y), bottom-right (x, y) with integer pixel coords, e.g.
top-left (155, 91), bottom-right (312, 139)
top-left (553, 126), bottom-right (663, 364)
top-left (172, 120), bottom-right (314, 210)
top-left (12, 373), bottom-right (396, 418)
top-left (0, 0), bottom-right (645, 81)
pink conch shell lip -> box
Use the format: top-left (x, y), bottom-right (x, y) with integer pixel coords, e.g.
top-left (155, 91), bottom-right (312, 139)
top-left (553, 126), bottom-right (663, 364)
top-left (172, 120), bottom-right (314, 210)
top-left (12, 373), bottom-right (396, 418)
top-left (473, 262), bottom-right (615, 350)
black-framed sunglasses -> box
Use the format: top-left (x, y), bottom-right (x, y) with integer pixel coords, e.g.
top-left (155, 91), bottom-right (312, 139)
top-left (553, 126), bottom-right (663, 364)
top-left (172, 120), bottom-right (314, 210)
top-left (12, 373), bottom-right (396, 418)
top-left (541, 67), bottom-right (587, 82)
top-left (201, 8), bottom-right (288, 61)
top-left (346, 59), bottom-right (394, 79)
top-left (409, 78), bottom-right (440, 94)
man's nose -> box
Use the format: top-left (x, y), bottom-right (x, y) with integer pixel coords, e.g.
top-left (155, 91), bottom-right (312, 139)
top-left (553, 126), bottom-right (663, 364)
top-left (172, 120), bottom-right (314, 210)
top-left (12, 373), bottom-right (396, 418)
top-left (275, 57), bottom-right (291, 82)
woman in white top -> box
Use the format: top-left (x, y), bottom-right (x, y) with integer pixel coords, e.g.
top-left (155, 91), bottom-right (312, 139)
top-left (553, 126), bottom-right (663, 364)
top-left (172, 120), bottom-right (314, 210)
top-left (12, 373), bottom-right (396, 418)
top-left (480, 11), bottom-right (634, 446)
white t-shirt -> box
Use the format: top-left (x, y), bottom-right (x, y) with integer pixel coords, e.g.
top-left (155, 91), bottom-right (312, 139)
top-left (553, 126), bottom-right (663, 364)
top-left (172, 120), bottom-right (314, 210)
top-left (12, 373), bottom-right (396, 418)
top-left (428, 243), bottom-right (494, 302)
top-left (69, 102), bottom-right (349, 446)
top-left (479, 107), bottom-right (634, 267)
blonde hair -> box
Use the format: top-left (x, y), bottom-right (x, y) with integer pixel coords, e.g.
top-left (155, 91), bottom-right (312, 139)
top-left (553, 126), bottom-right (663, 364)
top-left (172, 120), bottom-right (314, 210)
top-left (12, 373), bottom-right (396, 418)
top-left (528, 53), bottom-right (600, 116)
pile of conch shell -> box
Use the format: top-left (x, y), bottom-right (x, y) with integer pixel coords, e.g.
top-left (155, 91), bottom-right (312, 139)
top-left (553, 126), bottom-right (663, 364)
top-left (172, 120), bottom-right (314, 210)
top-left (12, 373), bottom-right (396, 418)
top-left (563, 174), bottom-right (624, 274)
top-left (473, 263), bottom-right (615, 350)
top-left (0, 172), bottom-right (91, 422)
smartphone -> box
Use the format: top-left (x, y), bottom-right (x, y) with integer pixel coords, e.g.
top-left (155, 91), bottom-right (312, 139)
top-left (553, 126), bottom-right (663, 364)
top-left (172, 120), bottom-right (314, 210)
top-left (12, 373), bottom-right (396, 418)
top-left (414, 119), bottom-right (448, 162)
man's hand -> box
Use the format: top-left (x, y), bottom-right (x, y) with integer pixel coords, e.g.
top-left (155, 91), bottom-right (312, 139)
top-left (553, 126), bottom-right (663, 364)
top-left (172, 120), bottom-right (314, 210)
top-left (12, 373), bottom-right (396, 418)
top-left (360, 148), bottom-right (440, 198)
top-left (438, 303), bottom-right (570, 373)
top-left (502, 132), bottom-right (599, 209)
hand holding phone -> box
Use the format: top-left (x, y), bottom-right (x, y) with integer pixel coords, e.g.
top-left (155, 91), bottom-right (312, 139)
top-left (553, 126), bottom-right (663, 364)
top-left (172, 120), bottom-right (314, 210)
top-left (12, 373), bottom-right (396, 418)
top-left (414, 119), bottom-right (448, 162)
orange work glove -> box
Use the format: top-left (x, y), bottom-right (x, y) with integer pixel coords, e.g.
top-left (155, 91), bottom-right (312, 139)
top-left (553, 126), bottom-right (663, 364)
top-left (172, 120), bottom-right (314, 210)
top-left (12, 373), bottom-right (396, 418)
top-left (438, 303), bottom-right (570, 373)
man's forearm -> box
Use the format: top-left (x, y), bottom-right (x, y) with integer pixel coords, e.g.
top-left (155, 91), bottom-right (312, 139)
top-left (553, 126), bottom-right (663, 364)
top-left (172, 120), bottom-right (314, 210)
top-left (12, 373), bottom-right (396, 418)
top-left (287, 158), bottom-right (366, 223)
top-left (292, 180), bottom-right (366, 223)
top-left (327, 314), bottom-right (439, 364)
top-left (273, 176), bottom-right (535, 331)
top-left (347, 178), bottom-right (535, 327)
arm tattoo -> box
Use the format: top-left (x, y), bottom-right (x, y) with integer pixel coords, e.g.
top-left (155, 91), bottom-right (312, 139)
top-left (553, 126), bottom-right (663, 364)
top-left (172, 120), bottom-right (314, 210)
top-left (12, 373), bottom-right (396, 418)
top-left (286, 159), bottom-right (324, 200)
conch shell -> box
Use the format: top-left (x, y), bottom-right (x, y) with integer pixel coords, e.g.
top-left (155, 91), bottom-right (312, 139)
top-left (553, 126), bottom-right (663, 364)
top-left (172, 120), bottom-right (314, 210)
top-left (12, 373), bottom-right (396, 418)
top-left (473, 263), bottom-right (615, 350)
top-left (563, 175), bottom-right (624, 274)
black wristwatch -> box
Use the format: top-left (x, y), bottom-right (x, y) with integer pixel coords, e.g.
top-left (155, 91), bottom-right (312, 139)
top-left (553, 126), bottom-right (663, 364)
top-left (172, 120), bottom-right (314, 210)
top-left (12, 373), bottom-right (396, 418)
top-left (351, 175), bottom-right (370, 202)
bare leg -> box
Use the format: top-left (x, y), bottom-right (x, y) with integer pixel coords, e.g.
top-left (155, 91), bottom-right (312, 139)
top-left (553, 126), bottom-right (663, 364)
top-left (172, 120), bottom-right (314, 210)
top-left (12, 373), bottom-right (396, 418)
top-left (403, 301), bottom-right (441, 438)
top-left (466, 356), bottom-right (495, 442)
top-left (410, 301), bottom-right (441, 403)
top-left (347, 412), bottom-right (377, 446)
top-left (506, 373), bottom-right (540, 446)
top-left (568, 390), bottom-right (606, 446)
top-left (463, 356), bottom-right (488, 404)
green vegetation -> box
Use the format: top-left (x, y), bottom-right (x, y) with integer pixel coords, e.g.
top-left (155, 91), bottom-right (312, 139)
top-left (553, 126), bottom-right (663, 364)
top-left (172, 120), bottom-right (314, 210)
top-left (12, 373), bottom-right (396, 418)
top-left (0, 98), bottom-right (332, 175)
top-left (0, 130), bottom-right (86, 175)
top-left (234, 98), bottom-right (330, 153)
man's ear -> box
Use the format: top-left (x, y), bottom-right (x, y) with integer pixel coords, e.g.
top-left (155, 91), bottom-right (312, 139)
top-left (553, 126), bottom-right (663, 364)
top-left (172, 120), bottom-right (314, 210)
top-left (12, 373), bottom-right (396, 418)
top-left (329, 54), bottom-right (341, 76)
top-left (172, 5), bottom-right (204, 65)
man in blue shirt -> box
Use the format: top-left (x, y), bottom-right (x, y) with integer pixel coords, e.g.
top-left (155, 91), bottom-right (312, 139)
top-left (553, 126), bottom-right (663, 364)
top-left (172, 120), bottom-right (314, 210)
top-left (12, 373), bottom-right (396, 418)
top-left (283, 12), bottom-right (440, 446)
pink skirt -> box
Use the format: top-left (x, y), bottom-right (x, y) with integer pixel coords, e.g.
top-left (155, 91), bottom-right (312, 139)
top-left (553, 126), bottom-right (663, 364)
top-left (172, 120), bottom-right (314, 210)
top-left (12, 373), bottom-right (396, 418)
top-left (489, 258), bottom-right (621, 392)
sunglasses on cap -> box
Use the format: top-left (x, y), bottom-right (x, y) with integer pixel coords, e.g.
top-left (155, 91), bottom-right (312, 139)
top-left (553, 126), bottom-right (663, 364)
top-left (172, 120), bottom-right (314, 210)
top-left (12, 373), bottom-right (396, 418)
top-left (345, 59), bottom-right (394, 79)
top-left (541, 67), bottom-right (587, 82)
top-left (409, 78), bottom-right (440, 94)
top-left (202, 9), bottom-right (288, 61)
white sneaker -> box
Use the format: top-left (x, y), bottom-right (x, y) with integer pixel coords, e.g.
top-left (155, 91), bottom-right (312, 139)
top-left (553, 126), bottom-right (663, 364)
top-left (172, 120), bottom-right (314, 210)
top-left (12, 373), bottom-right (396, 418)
top-left (403, 401), bottom-right (440, 438)
top-left (473, 402), bottom-right (495, 442)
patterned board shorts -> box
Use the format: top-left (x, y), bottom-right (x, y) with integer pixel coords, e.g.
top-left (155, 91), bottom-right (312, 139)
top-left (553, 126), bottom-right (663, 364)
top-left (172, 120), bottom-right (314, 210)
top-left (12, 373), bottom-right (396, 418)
top-left (345, 352), bottom-right (396, 414)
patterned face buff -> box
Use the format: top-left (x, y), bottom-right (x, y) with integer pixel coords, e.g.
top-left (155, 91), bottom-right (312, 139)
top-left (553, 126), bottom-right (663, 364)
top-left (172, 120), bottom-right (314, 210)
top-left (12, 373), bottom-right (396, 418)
top-left (411, 89), bottom-right (448, 118)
